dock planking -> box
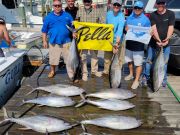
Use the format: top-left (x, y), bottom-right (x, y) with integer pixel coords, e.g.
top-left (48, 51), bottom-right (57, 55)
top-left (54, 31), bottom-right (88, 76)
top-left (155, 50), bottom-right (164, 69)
top-left (0, 57), bottom-right (180, 135)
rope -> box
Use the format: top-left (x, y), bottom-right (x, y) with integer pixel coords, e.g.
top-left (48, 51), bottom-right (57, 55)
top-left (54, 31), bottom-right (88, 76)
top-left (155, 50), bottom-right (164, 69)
top-left (167, 82), bottom-right (180, 103)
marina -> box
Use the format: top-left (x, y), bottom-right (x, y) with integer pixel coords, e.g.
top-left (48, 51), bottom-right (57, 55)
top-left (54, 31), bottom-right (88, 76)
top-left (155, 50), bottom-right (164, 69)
top-left (0, 0), bottom-right (180, 134)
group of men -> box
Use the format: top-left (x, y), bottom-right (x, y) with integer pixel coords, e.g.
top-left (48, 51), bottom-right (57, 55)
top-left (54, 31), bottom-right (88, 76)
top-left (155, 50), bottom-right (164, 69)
top-left (41, 0), bottom-right (175, 90)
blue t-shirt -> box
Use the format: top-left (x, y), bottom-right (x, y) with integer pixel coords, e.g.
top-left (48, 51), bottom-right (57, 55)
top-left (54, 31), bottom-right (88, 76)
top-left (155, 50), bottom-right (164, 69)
top-left (41, 11), bottom-right (73, 45)
top-left (106, 10), bottom-right (125, 44)
top-left (126, 12), bottom-right (151, 51)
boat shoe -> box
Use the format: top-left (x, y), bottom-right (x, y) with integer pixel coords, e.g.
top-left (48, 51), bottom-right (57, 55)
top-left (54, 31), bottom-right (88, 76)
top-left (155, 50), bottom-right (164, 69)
top-left (131, 81), bottom-right (139, 90)
top-left (124, 74), bottom-right (134, 81)
top-left (82, 74), bottom-right (88, 81)
top-left (48, 72), bottom-right (55, 78)
top-left (91, 72), bottom-right (102, 78)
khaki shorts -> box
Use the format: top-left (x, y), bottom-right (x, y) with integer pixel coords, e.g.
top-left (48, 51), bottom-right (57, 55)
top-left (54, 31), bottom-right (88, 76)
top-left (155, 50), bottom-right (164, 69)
top-left (125, 49), bottom-right (144, 66)
top-left (49, 43), bottom-right (71, 65)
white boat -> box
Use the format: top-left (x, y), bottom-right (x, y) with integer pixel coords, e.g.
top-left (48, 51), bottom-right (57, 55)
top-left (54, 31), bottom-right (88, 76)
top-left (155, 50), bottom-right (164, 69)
top-left (0, 0), bottom-right (43, 28)
top-left (0, 48), bottom-right (25, 107)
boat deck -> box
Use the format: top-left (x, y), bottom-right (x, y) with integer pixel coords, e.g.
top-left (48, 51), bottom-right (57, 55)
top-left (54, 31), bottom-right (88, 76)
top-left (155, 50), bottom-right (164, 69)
top-left (0, 53), bottom-right (180, 135)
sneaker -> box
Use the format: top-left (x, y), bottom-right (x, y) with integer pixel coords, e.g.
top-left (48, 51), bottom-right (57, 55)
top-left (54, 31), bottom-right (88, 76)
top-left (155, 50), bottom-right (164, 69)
top-left (131, 81), bottom-right (139, 90)
top-left (91, 72), bottom-right (102, 77)
top-left (141, 77), bottom-right (147, 86)
top-left (82, 74), bottom-right (88, 81)
top-left (124, 74), bottom-right (134, 81)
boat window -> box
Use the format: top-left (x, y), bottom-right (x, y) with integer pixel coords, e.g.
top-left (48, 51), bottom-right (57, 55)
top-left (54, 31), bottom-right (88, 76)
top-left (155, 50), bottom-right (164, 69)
top-left (2, 0), bottom-right (18, 9)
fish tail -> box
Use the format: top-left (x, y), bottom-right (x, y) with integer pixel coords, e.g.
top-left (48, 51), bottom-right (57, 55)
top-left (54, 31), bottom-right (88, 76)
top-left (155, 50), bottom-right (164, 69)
top-left (81, 123), bottom-right (88, 133)
top-left (2, 107), bottom-right (9, 119)
top-left (71, 123), bottom-right (80, 127)
top-left (17, 99), bottom-right (26, 106)
top-left (26, 84), bottom-right (34, 89)
top-left (75, 99), bottom-right (87, 107)
top-left (0, 107), bottom-right (11, 127)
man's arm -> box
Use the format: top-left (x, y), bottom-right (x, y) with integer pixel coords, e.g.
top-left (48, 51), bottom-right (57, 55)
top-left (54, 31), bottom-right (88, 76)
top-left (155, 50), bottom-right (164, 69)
top-left (2, 25), bottom-right (11, 45)
top-left (42, 32), bottom-right (48, 48)
top-left (151, 24), bottom-right (161, 43)
top-left (162, 25), bottom-right (174, 46)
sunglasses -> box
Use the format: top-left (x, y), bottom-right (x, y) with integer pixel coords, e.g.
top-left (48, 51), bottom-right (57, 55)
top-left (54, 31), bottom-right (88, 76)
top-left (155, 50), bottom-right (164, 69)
top-left (113, 3), bottom-right (121, 7)
top-left (134, 6), bottom-right (143, 10)
top-left (53, 4), bottom-right (62, 8)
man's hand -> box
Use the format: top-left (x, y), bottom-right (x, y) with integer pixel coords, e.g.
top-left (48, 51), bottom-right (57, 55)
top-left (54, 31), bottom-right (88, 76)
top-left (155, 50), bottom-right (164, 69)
top-left (72, 32), bottom-right (77, 39)
top-left (113, 43), bottom-right (119, 54)
top-left (162, 38), bottom-right (169, 46)
top-left (43, 42), bottom-right (48, 49)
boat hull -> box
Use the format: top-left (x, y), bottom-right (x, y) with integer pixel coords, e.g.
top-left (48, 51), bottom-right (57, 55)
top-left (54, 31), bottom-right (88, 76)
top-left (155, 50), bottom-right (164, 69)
top-left (0, 49), bottom-right (25, 107)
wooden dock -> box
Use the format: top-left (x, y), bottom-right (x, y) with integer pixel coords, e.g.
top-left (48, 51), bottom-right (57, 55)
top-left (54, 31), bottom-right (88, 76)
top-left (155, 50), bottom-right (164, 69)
top-left (0, 53), bottom-right (179, 135)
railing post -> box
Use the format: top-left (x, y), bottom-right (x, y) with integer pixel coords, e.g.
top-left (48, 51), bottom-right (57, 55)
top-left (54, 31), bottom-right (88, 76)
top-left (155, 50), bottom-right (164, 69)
top-left (19, 3), bottom-right (27, 27)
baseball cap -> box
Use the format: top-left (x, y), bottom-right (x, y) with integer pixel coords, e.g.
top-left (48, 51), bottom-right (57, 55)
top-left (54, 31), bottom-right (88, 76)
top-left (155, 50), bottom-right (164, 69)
top-left (156, 0), bottom-right (166, 4)
top-left (134, 1), bottom-right (144, 8)
top-left (83, 0), bottom-right (92, 3)
top-left (0, 18), bottom-right (5, 24)
top-left (112, 0), bottom-right (122, 5)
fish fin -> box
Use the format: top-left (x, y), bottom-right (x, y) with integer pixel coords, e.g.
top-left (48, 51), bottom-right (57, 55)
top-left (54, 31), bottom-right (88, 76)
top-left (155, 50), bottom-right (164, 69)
top-left (17, 99), bottom-right (25, 106)
top-left (2, 107), bottom-right (9, 119)
top-left (75, 100), bottom-right (86, 107)
top-left (48, 93), bottom-right (58, 97)
top-left (71, 123), bottom-right (80, 127)
top-left (26, 84), bottom-right (34, 89)
top-left (80, 93), bottom-right (86, 100)
top-left (37, 104), bottom-right (44, 107)
top-left (26, 88), bottom-right (37, 96)
top-left (29, 111), bottom-right (37, 116)
top-left (18, 127), bottom-right (31, 130)
top-left (81, 124), bottom-right (88, 133)
top-left (66, 25), bottom-right (74, 32)
top-left (0, 107), bottom-right (11, 127)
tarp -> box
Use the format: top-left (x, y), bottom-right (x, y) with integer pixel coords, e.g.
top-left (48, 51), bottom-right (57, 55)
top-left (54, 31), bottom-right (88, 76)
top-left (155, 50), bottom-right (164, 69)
top-left (125, 25), bottom-right (151, 44)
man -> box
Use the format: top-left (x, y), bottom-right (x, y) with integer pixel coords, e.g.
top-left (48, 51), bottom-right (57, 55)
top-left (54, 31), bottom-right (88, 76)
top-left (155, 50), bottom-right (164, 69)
top-left (42, 0), bottom-right (75, 79)
top-left (102, 0), bottom-right (125, 76)
top-left (76, 0), bottom-right (105, 81)
top-left (0, 18), bottom-right (11, 57)
top-left (142, 0), bottom-right (175, 87)
top-left (124, 1), bottom-right (151, 89)
top-left (65, 0), bottom-right (78, 20)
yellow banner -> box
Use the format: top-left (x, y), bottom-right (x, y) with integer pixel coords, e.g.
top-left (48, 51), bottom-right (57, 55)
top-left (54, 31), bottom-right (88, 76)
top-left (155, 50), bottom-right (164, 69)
top-left (74, 21), bottom-right (114, 51)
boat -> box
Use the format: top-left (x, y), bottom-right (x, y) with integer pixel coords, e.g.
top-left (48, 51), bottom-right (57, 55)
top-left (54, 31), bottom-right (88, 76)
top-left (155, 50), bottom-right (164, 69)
top-left (0, 48), bottom-right (26, 107)
top-left (0, 0), bottom-right (43, 28)
top-left (9, 28), bottom-right (42, 49)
